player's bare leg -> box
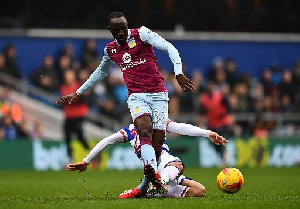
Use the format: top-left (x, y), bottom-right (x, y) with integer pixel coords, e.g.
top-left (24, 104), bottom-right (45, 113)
top-left (182, 180), bottom-right (206, 197)
top-left (152, 129), bottom-right (165, 161)
top-left (134, 116), bottom-right (156, 167)
top-left (134, 116), bottom-right (166, 194)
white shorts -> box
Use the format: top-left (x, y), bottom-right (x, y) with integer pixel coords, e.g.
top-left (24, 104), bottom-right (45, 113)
top-left (148, 153), bottom-right (190, 198)
top-left (147, 175), bottom-right (189, 198)
top-left (157, 152), bottom-right (181, 173)
top-left (127, 92), bottom-right (168, 131)
top-left (162, 180), bottom-right (189, 198)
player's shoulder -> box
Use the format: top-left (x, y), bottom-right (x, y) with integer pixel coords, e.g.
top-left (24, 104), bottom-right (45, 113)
top-left (138, 26), bottom-right (153, 35)
top-left (129, 27), bottom-right (144, 38)
top-left (121, 124), bottom-right (137, 142)
top-left (121, 124), bottom-right (136, 135)
top-left (138, 26), bottom-right (159, 41)
top-left (106, 40), bottom-right (118, 48)
top-left (105, 40), bottom-right (118, 57)
top-left (125, 124), bottom-right (136, 131)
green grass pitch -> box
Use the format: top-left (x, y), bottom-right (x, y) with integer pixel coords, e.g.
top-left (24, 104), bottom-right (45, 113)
top-left (1, 167), bottom-right (299, 209)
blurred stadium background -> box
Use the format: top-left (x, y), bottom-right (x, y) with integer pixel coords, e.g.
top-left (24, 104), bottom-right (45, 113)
top-left (0, 0), bottom-right (300, 171)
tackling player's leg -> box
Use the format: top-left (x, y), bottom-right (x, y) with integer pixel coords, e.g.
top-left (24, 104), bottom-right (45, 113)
top-left (147, 161), bottom-right (183, 195)
top-left (134, 116), bottom-right (157, 167)
top-left (155, 179), bottom-right (205, 198)
top-left (160, 161), bottom-right (184, 185)
top-left (119, 186), bottom-right (145, 199)
top-left (182, 179), bottom-right (206, 197)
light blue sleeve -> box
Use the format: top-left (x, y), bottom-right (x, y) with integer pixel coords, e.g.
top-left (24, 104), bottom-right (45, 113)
top-left (77, 47), bottom-right (114, 94)
top-left (139, 26), bottom-right (183, 75)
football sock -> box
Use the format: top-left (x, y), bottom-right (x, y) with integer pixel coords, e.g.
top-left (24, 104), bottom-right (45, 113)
top-left (160, 165), bottom-right (181, 183)
top-left (140, 144), bottom-right (158, 171)
top-left (153, 145), bottom-right (162, 161)
top-left (137, 176), bottom-right (150, 193)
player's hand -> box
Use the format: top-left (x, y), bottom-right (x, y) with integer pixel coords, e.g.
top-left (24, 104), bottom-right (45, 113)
top-left (209, 131), bottom-right (229, 147)
top-left (66, 161), bottom-right (88, 173)
top-left (56, 92), bottom-right (79, 104)
top-left (176, 74), bottom-right (195, 92)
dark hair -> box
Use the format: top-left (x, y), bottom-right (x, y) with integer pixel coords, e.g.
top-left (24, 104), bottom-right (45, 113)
top-left (108, 11), bottom-right (126, 23)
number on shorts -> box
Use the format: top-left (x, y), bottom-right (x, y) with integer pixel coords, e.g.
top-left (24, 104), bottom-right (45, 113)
top-left (153, 110), bottom-right (159, 122)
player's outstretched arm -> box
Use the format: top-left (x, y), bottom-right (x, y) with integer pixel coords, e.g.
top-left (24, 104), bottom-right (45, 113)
top-left (67, 161), bottom-right (88, 172)
top-left (138, 26), bottom-right (195, 92)
top-left (57, 50), bottom-right (114, 105)
top-left (66, 131), bottom-right (125, 172)
top-left (166, 121), bottom-right (228, 146)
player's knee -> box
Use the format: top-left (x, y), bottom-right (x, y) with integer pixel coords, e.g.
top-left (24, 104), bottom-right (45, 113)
top-left (189, 183), bottom-right (205, 197)
top-left (139, 128), bottom-right (152, 138)
top-left (196, 184), bottom-right (206, 197)
top-left (167, 162), bottom-right (184, 175)
top-left (137, 123), bottom-right (153, 138)
top-left (176, 164), bottom-right (184, 175)
top-left (152, 130), bottom-right (165, 145)
top-left (135, 116), bottom-right (152, 137)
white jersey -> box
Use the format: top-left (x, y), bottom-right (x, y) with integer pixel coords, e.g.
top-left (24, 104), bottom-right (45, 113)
top-left (83, 120), bottom-right (210, 165)
top-left (119, 123), bottom-right (171, 160)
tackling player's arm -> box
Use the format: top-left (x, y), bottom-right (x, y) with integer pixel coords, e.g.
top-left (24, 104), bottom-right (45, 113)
top-left (56, 47), bottom-right (114, 104)
top-left (139, 26), bottom-right (195, 92)
top-left (67, 131), bottom-right (125, 172)
top-left (166, 121), bottom-right (228, 147)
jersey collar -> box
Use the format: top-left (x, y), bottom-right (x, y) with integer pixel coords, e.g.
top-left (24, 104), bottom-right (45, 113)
top-left (116, 29), bottom-right (131, 46)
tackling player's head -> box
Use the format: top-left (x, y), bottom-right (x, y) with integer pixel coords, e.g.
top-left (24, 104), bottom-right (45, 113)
top-left (108, 11), bottom-right (128, 45)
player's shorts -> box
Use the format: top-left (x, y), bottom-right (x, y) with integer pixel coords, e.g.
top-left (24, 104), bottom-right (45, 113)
top-left (162, 184), bottom-right (189, 198)
top-left (147, 175), bottom-right (190, 198)
top-left (127, 92), bottom-right (168, 131)
top-left (157, 152), bottom-right (181, 173)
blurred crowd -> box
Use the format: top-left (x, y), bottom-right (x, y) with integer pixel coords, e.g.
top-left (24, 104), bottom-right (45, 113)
top-left (0, 41), bottom-right (300, 140)
top-left (0, 86), bottom-right (43, 141)
top-left (165, 57), bottom-right (300, 138)
top-left (2, 0), bottom-right (300, 33)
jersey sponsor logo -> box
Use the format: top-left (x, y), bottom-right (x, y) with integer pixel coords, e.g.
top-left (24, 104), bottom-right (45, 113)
top-left (122, 53), bottom-right (131, 63)
top-left (128, 38), bottom-right (136, 48)
top-left (119, 58), bottom-right (147, 71)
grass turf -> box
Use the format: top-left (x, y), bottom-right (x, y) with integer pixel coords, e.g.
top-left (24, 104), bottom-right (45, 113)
top-left (1, 167), bottom-right (299, 209)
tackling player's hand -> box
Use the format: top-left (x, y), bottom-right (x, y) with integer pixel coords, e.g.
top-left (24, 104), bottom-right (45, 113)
top-left (209, 131), bottom-right (229, 147)
top-left (176, 74), bottom-right (195, 92)
top-left (66, 161), bottom-right (88, 173)
top-left (56, 92), bottom-right (79, 105)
